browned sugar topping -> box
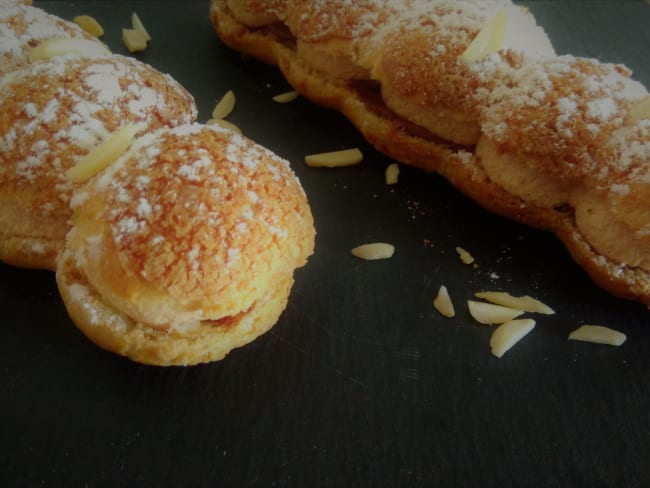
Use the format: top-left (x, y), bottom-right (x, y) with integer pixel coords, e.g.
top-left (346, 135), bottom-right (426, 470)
top-left (84, 124), bottom-right (312, 303)
top-left (0, 54), bottom-right (197, 216)
top-left (369, 1), bottom-right (509, 114)
top-left (478, 55), bottom-right (647, 179)
top-left (287, 0), bottom-right (393, 43)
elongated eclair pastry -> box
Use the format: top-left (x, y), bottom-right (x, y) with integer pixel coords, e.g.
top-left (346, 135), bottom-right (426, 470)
top-left (0, 2), bottom-right (103, 75)
top-left (56, 124), bottom-right (315, 366)
top-left (210, 0), bottom-right (650, 305)
top-left (0, 54), bottom-right (197, 270)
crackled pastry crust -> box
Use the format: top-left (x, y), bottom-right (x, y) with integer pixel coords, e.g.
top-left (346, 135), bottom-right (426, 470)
top-left (56, 124), bottom-right (315, 366)
top-left (373, 1), bottom-right (503, 146)
top-left (0, 3), bottom-right (101, 75)
top-left (210, 0), bottom-right (650, 305)
top-left (0, 54), bottom-right (197, 270)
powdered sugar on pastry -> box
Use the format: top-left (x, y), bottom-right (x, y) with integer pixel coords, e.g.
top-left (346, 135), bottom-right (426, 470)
top-left (0, 54), bottom-right (197, 270)
top-left (478, 56), bottom-right (647, 180)
top-left (0, 3), bottom-right (102, 75)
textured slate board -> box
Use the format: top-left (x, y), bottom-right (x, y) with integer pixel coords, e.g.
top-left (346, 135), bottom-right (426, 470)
top-left (2, 1), bottom-right (650, 486)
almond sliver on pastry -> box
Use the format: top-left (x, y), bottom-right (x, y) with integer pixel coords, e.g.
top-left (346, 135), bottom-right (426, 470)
top-left (29, 37), bottom-right (110, 61)
top-left (67, 125), bottom-right (140, 183)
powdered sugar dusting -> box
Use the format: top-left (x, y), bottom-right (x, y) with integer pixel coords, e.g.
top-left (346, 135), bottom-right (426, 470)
top-left (479, 55), bottom-right (647, 178)
top-left (1, 53), bottom-right (197, 227)
top-left (85, 123), bottom-right (312, 314)
top-left (0, 3), bottom-right (98, 75)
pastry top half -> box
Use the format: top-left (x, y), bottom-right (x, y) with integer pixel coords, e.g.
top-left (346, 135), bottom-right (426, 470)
top-left (57, 123), bottom-right (315, 365)
top-left (0, 53), bottom-right (198, 270)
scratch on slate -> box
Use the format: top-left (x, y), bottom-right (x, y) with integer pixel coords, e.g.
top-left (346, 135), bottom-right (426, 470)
top-left (331, 367), bottom-right (373, 393)
top-left (269, 330), bottom-right (309, 355)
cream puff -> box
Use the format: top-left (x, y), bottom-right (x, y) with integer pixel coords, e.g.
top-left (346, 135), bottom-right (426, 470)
top-left (56, 123), bottom-right (315, 366)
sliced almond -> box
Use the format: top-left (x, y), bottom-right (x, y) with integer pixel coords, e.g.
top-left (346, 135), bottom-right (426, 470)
top-left (350, 243), bottom-right (394, 261)
top-left (385, 163), bottom-right (400, 185)
top-left (207, 118), bottom-right (243, 135)
top-left (468, 300), bottom-right (524, 325)
top-left (67, 125), bottom-right (139, 182)
top-left (568, 325), bottom-right (627, 346)
top-left (272, 91), bottom-right (299, 103)
top-left (433, 285), bottom-right (455, 318)
top-left (305, 148), bottom-right (363, 168)
top-left (122, 28), bottom-right (148, 53)
top-left (455, 246), bottom-right (474, 265)
top-left (73, 15), bottom-right (104, 37)
top-left (131, 12), bottom-right (152, 42)
top-left (490, 318), bottom-right (536, 358)
top-left (625, 95), bottom-right (650, 126)
top-left (460, 7), bottom-right (507, 62)
top-left (29, 37), bottom-right (110, 61)
top-left (212, 90), bottom-right (236, 119)
top-left (474, 291), bottom-right (555, 315)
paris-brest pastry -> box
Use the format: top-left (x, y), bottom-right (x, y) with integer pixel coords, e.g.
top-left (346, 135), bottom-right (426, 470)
top-left (210, 0), bottom-right (650, 306)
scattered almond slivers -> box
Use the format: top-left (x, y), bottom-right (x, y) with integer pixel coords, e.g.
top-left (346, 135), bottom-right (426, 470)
top-left (67, 124), bottom-right (139, 183)
top-left (212, 90), bottom-right (236, 119)
top-left (29, 38), bottom-right (110, 61)
top-left (625, 95), bottom-right (650, 126)
top-left (122, 12), bottom-right (151, 52)
top-left (351, 243), bottom-right (394, 261)
top-left (433, 285), bottom-right (455, 318)
top-left (474, 291), bottom-right (554, 315)
top-left (468, 300), bottom-right (524, 325)
top-left (305, 148), bottom-right (363, 168)
top-left (273, 91), bottom-right (299, 103)
top-left (455, 246), bottom-right (474, 265)
top-left (122, 28), bottom-right (148, 53)
top-left (385, 163), bottom-right (400, 185)
top-left (490, 318), bottom-right (536, 358)
top-left (460, 7), bottom-right (507, 62)
top-left (568, 325), bottom-right (627, 346)
top-left (207, 118), bottom-right (242, 135)
top-left (73, 15), bottom-right (104, 37)
top-left (131, 12), bottom-right (152, 42)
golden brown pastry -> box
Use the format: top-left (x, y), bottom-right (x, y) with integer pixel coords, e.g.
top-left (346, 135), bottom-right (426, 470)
top-left (225, 0), bottom-right (287, 27)
top-left (477, 56), bottom-right (646, 209)
top-left (374, 2), bottom-right (554, 146)
top-left (0, 3), bottom-right (103, 75)
top-left (283, 0), bottom-right (396, 82)
top-left (210, 0), bottom-right (650, 305)
top-left (0, 54), bottom-right (197, 270)
top-left (56, 123), bottom-right (315, 366)
top-left (570, 117), bottom-right (650, 284)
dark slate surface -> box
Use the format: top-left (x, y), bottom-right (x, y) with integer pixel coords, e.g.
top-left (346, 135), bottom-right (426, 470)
top-left (2, 2), bottom-right (650, 486)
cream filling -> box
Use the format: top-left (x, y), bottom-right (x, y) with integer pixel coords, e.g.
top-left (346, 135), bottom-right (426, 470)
top-left (476, 136), bottom-right (574, 208)
top-left (572, 187), bottom-right (650, 271)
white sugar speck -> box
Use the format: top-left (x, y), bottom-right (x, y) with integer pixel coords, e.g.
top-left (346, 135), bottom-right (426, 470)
top-left (136, 198), bottom-right (152, 218)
